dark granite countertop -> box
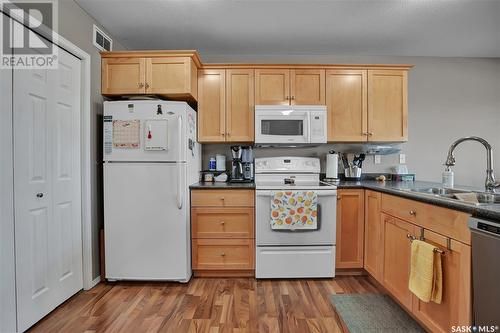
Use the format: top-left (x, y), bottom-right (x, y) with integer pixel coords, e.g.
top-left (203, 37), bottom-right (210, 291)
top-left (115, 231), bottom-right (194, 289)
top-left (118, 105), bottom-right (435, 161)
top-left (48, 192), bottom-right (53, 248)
top-left (189, 180), bottom-right (500, 221)
top-left (337, 180), bottom-right (500, 222)
top-left (189, 182), bottom-right (255, 189)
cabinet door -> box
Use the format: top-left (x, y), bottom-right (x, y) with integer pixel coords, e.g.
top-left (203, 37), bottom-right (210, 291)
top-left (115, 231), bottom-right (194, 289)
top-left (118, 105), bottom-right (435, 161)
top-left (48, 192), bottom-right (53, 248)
top-left (364, 190), bottom-right (383, 282)
top-left (102, 57), bottom-right (146, 95)
top-left (382, 213), bottom-right (415, 310)
top-left (197, 69), bottom-right (226, 142)
top-left (336, 189), bottom-right (364, 269)
top-left (290, 69), bottom-right (325, 105)
top-left (226, 69), bottom-right (255, 142)
top-left (367, 70), bottom-right (408, 142)
top-left (255, 69), bottom-right (290, 105)
top-left (145, 57), bottom-right (193, 95)
top-left (411, 229), bottom-right (472, 333)
top-left (326, 70), bottom-right (367, 142)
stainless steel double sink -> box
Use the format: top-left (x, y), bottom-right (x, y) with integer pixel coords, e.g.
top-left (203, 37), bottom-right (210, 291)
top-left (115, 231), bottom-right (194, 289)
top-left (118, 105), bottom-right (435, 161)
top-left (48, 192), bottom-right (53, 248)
top-left (409, 187), bottom-right (500, 205)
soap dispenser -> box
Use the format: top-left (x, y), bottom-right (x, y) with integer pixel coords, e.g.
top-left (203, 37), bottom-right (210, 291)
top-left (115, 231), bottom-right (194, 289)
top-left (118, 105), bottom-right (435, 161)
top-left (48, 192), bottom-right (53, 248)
top-left (442, 166), bottom-right (454, 188)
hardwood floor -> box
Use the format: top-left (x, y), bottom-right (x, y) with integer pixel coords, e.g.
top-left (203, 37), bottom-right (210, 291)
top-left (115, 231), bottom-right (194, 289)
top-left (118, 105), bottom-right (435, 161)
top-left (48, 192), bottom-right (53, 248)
top-left (28, 276), bottom-right (383, 333)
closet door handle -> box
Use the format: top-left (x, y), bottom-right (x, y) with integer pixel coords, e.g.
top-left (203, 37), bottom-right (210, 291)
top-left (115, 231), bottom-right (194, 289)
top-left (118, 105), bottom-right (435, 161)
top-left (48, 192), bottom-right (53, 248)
top-left (36, 193), bottom-right (44, 198)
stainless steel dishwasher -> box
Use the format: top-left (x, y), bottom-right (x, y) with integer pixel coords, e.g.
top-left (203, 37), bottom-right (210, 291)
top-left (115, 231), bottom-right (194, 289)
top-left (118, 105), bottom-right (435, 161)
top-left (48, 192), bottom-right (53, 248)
top-left (469, 217), bottom-right (500, 326)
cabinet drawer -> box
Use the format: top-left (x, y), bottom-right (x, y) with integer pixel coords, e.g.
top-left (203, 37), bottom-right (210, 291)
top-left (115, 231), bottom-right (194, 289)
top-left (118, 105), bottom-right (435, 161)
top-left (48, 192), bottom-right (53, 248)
top-left (381, 194), bottom-right (470, 244)
top-left (192, 239), bottom-right (254, 270)
top-left (192, 208), bottom-right (254, 238)
top-left (191, 189), bottom-right (254, 207)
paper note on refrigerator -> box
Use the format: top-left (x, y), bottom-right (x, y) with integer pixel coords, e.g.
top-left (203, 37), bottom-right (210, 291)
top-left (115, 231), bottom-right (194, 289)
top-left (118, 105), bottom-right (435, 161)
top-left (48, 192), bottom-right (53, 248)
top-left (113, 120), bottom-right (140, 148)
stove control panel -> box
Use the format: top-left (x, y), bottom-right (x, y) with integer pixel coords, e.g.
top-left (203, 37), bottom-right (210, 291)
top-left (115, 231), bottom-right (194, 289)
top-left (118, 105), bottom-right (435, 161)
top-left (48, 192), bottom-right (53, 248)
top-left (255, 157), bottom-right (320, 174)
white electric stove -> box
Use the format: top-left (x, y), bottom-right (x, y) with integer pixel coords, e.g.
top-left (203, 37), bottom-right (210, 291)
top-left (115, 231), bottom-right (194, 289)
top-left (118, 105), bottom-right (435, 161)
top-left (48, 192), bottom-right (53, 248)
top-left (255, 157), bottom-right (337, 279)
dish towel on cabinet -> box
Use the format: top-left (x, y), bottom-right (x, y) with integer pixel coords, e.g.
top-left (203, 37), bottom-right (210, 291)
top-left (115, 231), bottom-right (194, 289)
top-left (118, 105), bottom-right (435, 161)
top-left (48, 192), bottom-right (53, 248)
top-left (408, 239), bottom-right (443, 304)
top-left (270, 191), bottom-right (318, 230)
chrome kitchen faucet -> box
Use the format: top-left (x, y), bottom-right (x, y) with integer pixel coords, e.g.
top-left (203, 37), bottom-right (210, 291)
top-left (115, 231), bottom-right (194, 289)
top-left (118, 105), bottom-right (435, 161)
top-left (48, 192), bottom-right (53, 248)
top-left (445, 136), bottom-right (500, 192)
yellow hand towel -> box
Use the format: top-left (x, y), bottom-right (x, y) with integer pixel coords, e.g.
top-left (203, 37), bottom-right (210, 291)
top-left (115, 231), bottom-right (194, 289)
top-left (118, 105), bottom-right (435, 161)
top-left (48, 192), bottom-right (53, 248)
top-left (408, 240), bottom-right (443, 304)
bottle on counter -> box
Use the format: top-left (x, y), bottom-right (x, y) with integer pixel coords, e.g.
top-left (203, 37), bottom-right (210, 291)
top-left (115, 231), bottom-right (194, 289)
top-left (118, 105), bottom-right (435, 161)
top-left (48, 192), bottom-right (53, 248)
top-left (208, 157), bottom-right (216, 171)
top-left (442, 166), bottom-right (454, 188)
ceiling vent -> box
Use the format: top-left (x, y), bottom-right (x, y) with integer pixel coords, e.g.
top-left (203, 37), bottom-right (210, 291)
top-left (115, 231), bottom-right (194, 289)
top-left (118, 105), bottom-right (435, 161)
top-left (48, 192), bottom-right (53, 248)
top-left (93, 25), bottom-right (112, 51)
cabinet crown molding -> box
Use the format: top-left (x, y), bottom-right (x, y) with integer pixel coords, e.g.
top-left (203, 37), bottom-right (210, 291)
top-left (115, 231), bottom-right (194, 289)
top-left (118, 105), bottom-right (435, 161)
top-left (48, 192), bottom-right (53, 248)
top-left (100, 49), bottom-right (414, 71)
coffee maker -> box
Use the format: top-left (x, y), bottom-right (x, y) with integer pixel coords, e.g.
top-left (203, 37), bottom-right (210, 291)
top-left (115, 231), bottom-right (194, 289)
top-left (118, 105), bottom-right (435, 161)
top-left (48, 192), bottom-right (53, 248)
top-left (230, 146), bottom-right (254, 182)
top-left (242, 146), bottom-right (254, 181)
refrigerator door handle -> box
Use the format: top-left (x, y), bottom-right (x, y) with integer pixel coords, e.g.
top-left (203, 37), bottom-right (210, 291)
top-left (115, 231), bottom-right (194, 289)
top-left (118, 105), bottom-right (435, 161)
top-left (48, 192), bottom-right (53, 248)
top-left (177, 115), bottom-right (183, 209)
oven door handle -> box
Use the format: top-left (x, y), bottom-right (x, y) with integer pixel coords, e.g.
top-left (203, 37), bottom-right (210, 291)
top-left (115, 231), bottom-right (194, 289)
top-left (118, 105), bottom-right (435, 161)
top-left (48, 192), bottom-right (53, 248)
top-left (256, 190), bottom-right (337, 197)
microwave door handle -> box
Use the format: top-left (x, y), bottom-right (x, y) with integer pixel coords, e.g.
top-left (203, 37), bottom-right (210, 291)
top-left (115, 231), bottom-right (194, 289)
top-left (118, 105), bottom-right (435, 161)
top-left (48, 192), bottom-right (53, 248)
top-left (177, 115), bottom-right (183, 209)
top-left (305, 115), bottom-right (310, 142)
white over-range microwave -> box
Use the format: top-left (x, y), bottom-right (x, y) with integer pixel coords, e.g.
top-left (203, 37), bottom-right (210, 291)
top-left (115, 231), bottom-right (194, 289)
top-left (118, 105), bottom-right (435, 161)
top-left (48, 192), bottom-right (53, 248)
top-left (255, 105), bottom-right (327, 144)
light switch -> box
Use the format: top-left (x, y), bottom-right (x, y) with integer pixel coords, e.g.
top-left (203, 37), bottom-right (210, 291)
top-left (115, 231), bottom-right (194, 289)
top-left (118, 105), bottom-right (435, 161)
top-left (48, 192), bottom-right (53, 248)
top-left (374, 155), bottom-right (381, 164)
top-left (399, 153), bottom-right (406, 164)
top-left (144, 120), bottom-right (168, 151)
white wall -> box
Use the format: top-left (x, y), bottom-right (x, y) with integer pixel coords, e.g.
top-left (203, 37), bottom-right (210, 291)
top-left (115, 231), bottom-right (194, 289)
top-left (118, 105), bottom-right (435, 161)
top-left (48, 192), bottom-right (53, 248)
top-left (202, 55), bottom-right (500, 188)
top-left (58, 0), bottom-right (126, 280)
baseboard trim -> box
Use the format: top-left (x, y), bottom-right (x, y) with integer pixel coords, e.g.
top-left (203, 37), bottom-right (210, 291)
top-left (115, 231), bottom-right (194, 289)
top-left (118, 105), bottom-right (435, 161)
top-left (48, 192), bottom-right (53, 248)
top-left (85, 276), bottom-right (101, 290)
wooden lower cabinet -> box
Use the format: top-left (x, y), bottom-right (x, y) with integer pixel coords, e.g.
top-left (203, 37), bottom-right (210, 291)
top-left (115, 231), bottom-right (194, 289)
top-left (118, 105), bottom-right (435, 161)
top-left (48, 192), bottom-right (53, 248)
top-left (192, 239), bottom-right (254, 272)
top-left (191, 189), bottom-right (255, 277)
top-left (191, 207), bottom-right (254, 239)
top-left (382, 213), bottom-right (415, 310)
top-left (336, 189), bottom-right (364, 269)
top-left (411, 228), bottom-right (472, 333)
top-left (374, 193), bottom-right (472, 332)
top-left (364, 190), bottom-right (383, 281)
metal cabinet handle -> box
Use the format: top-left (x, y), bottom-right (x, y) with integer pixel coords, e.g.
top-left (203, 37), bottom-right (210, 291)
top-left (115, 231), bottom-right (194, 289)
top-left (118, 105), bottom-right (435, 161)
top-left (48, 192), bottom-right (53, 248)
top-left (36, 193), bottom-right (44, 198)
top-left (145, 82), bottom-right (150, 89)
top-left (220, 221), bottom-right (225, 225)
top-left (368, 132), bottom-right (374, 136)
top-left (138, 82), bottom-right (144, 88)
top-left (291, 96), bottom-right (295, 100)
top-left (220, 197), bottom-right (225, 200)
top-left (409, 210), bottom-right (417, 216)
top-left (220, 252), bottom-right (226, 257)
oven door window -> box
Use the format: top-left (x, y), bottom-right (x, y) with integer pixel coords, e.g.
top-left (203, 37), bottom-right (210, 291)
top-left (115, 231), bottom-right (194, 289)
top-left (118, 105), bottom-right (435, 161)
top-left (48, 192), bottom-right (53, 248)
top-left (261, 119), bottom-right (303, 136)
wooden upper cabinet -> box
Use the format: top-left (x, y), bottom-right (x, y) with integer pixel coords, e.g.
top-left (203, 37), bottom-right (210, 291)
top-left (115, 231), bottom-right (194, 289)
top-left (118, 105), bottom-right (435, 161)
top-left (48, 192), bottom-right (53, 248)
top-left (368, 70), bottom-right (408, 142)
top-left (326, 70), bottom-right (367, 142)
top-left (101, 51), bottom-right (200, 102)
top-left (102, 57), bottom-right (146, 95)
top-left (336, 189), bottom-right (364, 269)
top-left (411, 229), bottom-right (472, 333)
top-left (197, 69), bottom-right (225, 142)
top-left (226, 69), bottom-right (255, 142)
top-left (364, 190), bottom-right (383, 282)
top-left (382, 213), bottom-right (415, 310)
top-left (146, 57), bottom-right (197, 99)
top-left (255, 69), bottom-right (290, 105)
top-left (290, 69), bottom-right (325, 105)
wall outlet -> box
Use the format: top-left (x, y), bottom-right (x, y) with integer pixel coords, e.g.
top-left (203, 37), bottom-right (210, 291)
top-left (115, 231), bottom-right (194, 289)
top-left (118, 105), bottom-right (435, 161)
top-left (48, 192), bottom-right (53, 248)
top-left (374, 155), bottom-right (381, 164)
top-left (399, 153), bottom-right (406, 164)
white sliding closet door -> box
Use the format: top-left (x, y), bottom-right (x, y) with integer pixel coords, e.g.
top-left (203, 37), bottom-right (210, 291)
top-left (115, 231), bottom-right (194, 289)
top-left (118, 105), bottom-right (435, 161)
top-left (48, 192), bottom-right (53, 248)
top-left (13, 47), bottom-right (83, 332)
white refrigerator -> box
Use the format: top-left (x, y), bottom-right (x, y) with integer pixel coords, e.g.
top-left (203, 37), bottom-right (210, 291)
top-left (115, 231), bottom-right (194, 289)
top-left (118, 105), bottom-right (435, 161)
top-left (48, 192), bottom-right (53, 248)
top-left (103, 100), bottom-right (200, 282)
